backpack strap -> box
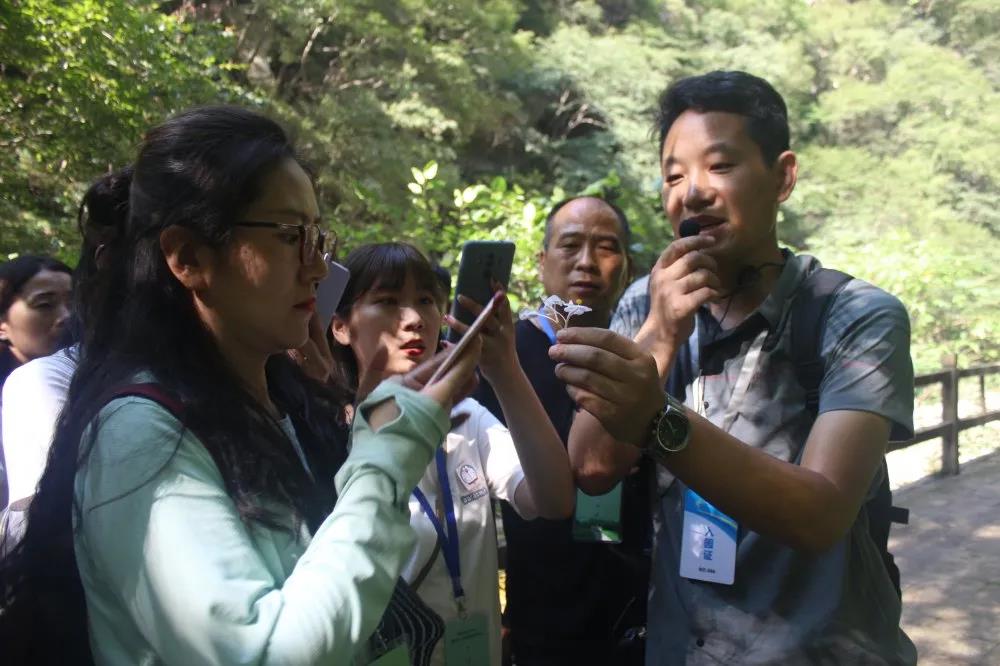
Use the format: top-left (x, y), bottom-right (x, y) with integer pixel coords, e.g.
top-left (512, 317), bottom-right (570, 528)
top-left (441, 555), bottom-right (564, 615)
top-left (100, 382), bottom-right (186, 422)
top-left (787, 268), bottom-right (852, 412)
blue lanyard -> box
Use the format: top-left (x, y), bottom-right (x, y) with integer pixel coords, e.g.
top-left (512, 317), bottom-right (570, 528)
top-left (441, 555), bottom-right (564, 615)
top-left (412, 449), bottom-right (465, 605)
top-left (536, 310), bottom-right (558, 346)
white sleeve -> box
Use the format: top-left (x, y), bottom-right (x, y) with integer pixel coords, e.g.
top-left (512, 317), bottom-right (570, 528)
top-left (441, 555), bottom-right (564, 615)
top-left (466, 399), bottom-right (526, 511)
top-left (1, 350), bottom-right (75, 503)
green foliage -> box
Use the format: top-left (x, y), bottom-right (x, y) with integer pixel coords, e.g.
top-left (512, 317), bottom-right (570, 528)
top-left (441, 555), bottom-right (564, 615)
top-left (2, 0), bottom-right (998, 369)
top-left (0, 0), bottom-right (253, 260)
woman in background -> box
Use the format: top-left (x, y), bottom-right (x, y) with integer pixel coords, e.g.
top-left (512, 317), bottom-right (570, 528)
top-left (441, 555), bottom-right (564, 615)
top-left (331, 242), bottom-right (575, 666)
top-left (0, 254), bottom-right (72, 509)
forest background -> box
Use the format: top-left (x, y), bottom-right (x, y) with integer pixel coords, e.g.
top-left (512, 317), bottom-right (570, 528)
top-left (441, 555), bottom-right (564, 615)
top-left (2, 0), bottom-right (998, 372)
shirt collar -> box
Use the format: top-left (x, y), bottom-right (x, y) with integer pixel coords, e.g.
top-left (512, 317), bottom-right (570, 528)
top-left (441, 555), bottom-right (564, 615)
top-left (697, 249), bottom-right (816, 348)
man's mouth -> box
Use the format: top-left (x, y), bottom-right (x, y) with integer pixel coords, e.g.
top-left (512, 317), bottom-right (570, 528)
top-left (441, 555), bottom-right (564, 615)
top-left (569, 281), bottom-right (600, 293)
top-left (686, 214), bottom-right (726, 231)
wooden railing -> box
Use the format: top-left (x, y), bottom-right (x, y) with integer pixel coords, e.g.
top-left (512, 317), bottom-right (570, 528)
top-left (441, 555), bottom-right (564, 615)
top-left (888, 356), bottom-right (1000, 475)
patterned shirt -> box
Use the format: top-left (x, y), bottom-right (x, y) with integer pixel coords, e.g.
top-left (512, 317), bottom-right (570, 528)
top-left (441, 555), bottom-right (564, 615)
top-left (612, 252), bottom-right (917, 665)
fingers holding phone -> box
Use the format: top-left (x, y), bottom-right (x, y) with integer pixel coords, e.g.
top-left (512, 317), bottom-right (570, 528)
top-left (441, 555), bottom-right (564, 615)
top-left (410, 337), bottom-right (483, 411)
top-left (288, 313), bottom-right (335, 383)
top-left (446, 287), bottom-right (515, 386)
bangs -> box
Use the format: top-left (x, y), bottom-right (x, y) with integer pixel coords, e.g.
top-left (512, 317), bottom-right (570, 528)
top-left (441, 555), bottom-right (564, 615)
top-left (338, 242), bottom-right (445, 313)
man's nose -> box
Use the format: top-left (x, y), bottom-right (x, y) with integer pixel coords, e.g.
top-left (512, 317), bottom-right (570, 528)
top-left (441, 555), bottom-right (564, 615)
top-left (574, 243), bottom-right (598, 271)
top-left (683, 173), bottom-right (715, 211)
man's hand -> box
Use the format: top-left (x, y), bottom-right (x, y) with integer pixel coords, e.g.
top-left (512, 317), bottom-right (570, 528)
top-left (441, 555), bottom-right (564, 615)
top-left (637, 235), bottom-right (721, 369)
top-left (549, 327), bottom-right (664, 446)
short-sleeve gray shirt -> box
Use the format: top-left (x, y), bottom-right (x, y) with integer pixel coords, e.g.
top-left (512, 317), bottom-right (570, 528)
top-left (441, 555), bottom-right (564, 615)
top-left (612, 252), bottom-right (917, 665)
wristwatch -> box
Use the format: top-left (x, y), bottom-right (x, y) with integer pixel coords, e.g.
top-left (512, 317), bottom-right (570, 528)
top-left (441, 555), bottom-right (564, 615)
top-left (645, 392), bottom-right (691, 461)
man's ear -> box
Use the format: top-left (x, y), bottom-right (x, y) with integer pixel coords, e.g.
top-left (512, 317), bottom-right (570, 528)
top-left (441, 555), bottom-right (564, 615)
top-left (159, 225), bottom-right (213, 291)
top-left (774, 150), bottom-right (798, 204)
top-left (537, 249), bottom-right (547, 284)
top-left (330, 315), bottom-right (352, 347)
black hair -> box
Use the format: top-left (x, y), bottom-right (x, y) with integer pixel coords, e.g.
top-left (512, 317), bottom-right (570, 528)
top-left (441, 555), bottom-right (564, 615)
top-left (0, 255), bottom-right (72, 319)
top-left (61, 166), bottom-right (134, 346)
top-left (655, 70), bottom-right (790, 165)
top-left (331, 242), bottom-right (445, 393)
top-left (0, 106), bottom-right (349, 663)
top-left (431, 263), bottom-right (452, 305)
top-left (543, 196), bottom-right (632, 250)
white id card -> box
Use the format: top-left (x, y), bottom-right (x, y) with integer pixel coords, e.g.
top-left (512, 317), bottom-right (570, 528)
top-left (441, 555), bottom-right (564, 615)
top-left (679, 488), bottom-right (738, 585)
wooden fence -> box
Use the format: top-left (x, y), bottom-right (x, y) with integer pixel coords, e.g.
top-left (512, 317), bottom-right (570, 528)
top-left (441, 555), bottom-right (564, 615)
top-left (888, 356), bottom-right (1000, 475)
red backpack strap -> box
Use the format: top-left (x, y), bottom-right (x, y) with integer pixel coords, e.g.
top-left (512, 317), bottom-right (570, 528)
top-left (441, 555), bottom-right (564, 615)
top-left (100, 382), bottom-right (186, 422)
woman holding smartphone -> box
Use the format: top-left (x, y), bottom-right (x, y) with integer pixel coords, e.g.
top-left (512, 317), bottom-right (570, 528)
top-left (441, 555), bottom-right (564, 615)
top-left (0, 107), bottom-right (479, 665)
top-left (330, 242), bottom-right (575, 666)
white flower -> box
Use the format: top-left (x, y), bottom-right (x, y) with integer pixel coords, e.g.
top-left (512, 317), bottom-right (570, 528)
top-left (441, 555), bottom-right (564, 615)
top-left (563, 303), bottom-right (593, 320)
top-left (542, 294), bottom-right (564, 310)
top-left (524, 295), bottom-right (593, 328)
top-left (518, 308), bottom-right (538, 321)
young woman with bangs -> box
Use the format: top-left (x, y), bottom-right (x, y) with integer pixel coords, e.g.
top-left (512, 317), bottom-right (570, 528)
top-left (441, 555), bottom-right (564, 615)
top-left (330, 242), bottom-right (575, 666)
top-left (0, 106), bottom-right (480, 665)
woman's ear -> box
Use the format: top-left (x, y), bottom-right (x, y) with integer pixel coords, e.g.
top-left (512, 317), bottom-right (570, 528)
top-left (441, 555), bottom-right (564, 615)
top-left (160, 225), bottom-right (213, 290)
top-left (330, 315), bottom-right (352, 347)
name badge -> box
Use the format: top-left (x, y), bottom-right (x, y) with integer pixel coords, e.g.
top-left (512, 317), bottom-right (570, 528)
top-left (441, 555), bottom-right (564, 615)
top-left (572, 483), bottom-right (622, 543)
top-left (445, 612), bottom-right (490, 666)
top-left (679, 488), bottom-right (737, 585)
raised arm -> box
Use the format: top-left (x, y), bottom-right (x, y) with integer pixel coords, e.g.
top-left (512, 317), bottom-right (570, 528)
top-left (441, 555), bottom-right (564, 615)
top-left (75, 383), bottom-right (448, 665)
top-left (448, 293), bottom-right (574, 520)
top-left (552, 285), bottom-right (911, 553)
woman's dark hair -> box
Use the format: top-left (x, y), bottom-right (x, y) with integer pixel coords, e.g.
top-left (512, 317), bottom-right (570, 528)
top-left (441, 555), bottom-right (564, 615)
top-left (655, 70), bottom-right (790, 165)
top-left (0, 254), bottom-right (72, 320)
top-left (0, 106), bottom-right (349, 663)
top-left (331, 242), bottom-right (445, 393)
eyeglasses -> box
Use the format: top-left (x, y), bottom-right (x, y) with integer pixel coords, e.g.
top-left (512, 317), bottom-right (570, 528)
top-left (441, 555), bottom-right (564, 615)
top-left (234, 221), bottom-right (337, 263)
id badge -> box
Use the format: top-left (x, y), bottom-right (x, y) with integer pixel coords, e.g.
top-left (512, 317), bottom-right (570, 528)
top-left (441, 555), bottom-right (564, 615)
top-left (369, 645), bottom-right (409, 666)
top-left (572, 483), bottom-right (623, 543)
top-left (444, 612), bottom-right (490, 666)
top-left (679, 488), bottom-right (738, 585)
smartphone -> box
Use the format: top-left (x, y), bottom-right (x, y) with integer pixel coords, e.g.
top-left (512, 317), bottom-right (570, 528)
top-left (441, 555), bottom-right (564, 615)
top-left (316, 257), bottom-right (351, 328)
top-left (429, 291), bottom-right (501, 384)
top-left (446, 240), bottom-right (515, 343)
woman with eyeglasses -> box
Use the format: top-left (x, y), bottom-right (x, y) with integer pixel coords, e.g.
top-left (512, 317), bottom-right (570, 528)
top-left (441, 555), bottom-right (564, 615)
top-left (0, 106), bottom-right (480, 665)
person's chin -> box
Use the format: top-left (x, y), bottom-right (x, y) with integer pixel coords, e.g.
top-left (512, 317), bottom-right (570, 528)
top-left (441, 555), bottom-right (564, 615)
top-left (389, 354), bottom-right (422, 375)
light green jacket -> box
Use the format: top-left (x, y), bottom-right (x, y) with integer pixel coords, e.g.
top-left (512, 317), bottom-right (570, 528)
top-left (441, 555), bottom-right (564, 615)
top-left (73, 381), bottom-right (448, 665)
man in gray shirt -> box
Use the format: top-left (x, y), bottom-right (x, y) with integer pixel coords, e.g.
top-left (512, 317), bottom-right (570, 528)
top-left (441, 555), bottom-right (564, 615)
top-left (548, 71), bottom-right (917, 664)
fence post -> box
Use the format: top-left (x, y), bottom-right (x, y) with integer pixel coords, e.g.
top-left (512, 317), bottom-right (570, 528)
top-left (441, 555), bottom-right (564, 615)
top-left (940, 353), bottom-right (960, 476)
top-left (980, 373), bottom-right (988, 415)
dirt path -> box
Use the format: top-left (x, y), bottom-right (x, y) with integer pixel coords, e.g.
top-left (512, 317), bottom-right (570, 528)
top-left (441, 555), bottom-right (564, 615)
top-left (889, 449), bottom-right (1000, 664)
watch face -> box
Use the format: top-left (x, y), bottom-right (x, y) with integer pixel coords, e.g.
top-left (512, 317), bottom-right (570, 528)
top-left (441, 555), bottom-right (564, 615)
top-left (655, 406), bottom-right (690, 453)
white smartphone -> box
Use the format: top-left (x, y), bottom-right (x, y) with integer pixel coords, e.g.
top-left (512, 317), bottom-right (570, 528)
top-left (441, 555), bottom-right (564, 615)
top-left (316, 257), bottom-right (351, 328)
top-left (429, 291), bottom-right (501, 384)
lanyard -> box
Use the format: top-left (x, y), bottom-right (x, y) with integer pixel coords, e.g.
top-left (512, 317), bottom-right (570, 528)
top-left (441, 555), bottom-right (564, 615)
top-left (412, 449), bottom-right (465, 610)
top-left (696, 329), bottom-right (768, 432)
top-left (536, 310), bottom-right (558, 346)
